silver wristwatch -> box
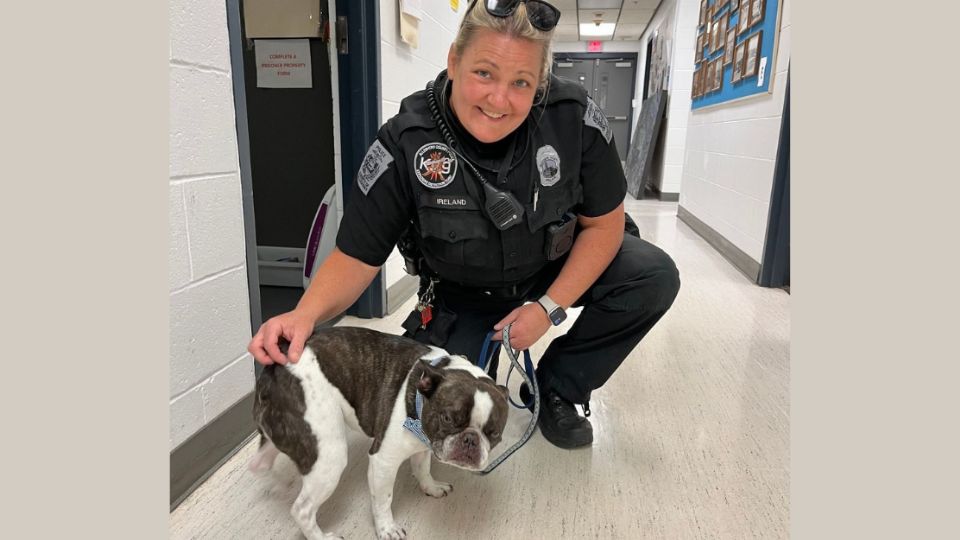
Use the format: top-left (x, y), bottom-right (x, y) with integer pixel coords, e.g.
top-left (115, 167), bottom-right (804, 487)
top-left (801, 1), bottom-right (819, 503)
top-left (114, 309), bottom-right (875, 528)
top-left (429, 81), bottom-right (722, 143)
top-left (537, 294), bottom-right (567, 326)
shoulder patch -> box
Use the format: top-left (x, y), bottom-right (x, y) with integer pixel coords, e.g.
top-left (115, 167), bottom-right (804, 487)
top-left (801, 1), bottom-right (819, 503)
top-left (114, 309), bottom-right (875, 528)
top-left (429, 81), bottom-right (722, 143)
top-left (584, 97), bottom-right (613, 144)
top-left (357, 140), bottom-right (394, 195)
top-left (414, 142), bottom-right (458, 190)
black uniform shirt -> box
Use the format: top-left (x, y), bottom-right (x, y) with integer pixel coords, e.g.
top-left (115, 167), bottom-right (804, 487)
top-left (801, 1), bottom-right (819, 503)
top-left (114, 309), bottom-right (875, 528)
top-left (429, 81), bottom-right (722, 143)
top-left (336, 70), bottom-right (626, 288)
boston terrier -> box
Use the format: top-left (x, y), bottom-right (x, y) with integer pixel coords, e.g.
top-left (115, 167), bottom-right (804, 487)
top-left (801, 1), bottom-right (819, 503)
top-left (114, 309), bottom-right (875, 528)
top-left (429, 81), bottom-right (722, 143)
top-left (249, 326), bottom-right (510, 540)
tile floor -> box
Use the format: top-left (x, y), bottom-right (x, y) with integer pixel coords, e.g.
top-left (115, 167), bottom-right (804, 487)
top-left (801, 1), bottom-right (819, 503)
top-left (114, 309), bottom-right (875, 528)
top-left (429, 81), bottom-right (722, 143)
top-left (170, 199), bottom-right (790, 539)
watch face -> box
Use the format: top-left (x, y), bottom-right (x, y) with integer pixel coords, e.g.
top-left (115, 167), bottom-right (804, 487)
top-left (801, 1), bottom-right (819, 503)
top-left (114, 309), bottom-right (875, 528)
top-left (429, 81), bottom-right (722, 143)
top-left (549, 308), bottom-right (567, 326)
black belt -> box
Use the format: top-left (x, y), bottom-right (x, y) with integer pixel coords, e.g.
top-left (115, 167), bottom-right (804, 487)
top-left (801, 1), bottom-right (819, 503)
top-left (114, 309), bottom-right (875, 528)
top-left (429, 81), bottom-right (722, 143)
top-left (437, 278), bottom-right (536, 301)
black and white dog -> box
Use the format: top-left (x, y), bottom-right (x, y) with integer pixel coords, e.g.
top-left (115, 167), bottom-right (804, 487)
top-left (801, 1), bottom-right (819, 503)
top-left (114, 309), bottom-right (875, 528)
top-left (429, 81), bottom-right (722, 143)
top-left (249, 327), bottom-right (510, 540)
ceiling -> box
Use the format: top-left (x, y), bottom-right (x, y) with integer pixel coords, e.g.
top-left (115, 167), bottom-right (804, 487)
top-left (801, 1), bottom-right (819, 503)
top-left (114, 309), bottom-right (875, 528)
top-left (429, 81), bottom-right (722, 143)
top-left (550, 0), bottom-right (662, 42)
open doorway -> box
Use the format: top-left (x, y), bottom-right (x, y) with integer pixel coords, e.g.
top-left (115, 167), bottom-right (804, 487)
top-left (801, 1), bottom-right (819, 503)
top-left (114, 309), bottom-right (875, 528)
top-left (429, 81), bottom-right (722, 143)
top-left (228, 0), bottom-right (337, 327)
top-left (229, 0), bottom-right (387, 341)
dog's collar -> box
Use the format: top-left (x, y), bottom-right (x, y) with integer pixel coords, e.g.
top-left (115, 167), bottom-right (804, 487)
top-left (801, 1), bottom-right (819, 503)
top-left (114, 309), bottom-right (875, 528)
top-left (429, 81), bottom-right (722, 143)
top-left (402, 356), bottom-right (443, 447)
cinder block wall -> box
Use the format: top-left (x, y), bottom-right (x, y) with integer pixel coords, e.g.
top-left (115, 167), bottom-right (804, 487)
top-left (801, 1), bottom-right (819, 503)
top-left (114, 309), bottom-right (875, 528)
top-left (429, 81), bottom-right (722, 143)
top-left (169, 0), bottom-right (254, 450)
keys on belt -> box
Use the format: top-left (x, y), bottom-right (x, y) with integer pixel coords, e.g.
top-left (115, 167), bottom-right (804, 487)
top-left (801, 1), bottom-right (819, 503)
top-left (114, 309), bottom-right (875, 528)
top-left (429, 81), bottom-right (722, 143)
top-left (403, 278), bottom-right (437, 335)
top-left (417, 279), bottom-right (436, 329)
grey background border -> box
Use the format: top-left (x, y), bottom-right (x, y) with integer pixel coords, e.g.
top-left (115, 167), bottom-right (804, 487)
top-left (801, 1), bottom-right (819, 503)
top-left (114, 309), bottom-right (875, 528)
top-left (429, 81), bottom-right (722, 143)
top-left (3, 1), bottom-right (959, 538)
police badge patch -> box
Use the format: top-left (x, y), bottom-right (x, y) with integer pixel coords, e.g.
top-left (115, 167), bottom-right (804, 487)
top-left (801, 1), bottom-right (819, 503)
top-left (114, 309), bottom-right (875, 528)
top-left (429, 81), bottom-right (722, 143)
top-left (584, 97), bottom-right (613, 144)
top-left (414, 142), bottom-right (458, 190)
top-left (536, 145), bottom-right (561, 187)
top-left (357, 140), bottom-right (394, 195)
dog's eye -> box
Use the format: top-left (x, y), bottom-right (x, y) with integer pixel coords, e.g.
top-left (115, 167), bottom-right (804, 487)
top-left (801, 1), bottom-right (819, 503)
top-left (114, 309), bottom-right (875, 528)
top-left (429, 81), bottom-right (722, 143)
top-left (441, 413), bottom-right (453, 425)
top-left (489, 430), bottom-right (500, 439)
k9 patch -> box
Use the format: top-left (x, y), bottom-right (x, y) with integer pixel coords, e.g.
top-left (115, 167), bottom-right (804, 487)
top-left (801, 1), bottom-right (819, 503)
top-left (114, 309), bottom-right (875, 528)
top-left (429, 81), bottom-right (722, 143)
top-left (584, 97), bottom-right (613, 144)
top-left (357, 140), bottom-right (393, 195)
top-left (536, 145), bottom-right (561, 187)
top-left (414, 142), bottom-right (458, 190)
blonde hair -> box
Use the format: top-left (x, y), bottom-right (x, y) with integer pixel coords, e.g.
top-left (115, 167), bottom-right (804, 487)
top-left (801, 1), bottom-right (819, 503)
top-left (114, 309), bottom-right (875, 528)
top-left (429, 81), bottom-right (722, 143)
top-left (453, 1), bottom-right (555, 88)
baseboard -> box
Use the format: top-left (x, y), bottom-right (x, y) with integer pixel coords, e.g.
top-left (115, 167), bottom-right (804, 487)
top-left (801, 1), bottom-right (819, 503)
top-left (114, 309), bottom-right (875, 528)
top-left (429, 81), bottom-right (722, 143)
top-left (386, 274), bottom-right (418, 315)
top-left (640, 185), bottom-right (679, 202)
top-left (170, 392), bottom-right (257, 511)
top-left (677, 205), bottom-right (760, 283)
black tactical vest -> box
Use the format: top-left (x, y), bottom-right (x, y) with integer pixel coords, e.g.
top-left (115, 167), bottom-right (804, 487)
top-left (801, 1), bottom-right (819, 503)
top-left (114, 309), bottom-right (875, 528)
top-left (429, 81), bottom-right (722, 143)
top-left (384, 71), bottom-right (594, 288)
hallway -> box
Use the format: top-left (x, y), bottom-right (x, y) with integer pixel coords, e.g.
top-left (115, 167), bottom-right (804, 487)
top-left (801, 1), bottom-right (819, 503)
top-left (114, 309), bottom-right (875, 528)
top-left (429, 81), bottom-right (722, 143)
top-left (170, 198), bottom-right (789, 539)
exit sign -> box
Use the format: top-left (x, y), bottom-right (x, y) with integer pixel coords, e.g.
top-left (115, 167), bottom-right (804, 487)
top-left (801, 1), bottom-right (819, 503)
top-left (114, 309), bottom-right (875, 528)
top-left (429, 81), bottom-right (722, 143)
top-left (588, 40), bottom-right (603, 52)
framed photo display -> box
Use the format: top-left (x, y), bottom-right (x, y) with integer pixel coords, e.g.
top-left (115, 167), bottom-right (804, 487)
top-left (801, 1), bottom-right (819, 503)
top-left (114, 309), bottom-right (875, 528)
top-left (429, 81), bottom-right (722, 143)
top-left (731, 41), bottom-right (745, 83)
top-left (738, 1), bottom-right (751, 35)
top-left (692, 0), bottom-right (781, 110)
top-left (713, 58), bottom-right (722, 91)
top-left (724, 28), bottom-right (736, 65)
top-left (716, 13), bottom-right (728, 53)
top-left (749, 0), bottom-right (765, 26)
top-left (742, 30), bottom-right (762, 79)
top-left (705, 61), bottom-right (715, 94)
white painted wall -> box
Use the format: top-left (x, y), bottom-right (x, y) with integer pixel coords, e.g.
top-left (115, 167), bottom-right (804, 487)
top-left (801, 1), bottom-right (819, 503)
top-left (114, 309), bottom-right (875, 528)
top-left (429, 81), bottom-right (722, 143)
top-left (378, 0), bottom-right (467, 289)
top-left (169, 0), bottom-right (254, 450)
top-left (635, 0), bottom-right (687, 195)
top-left (680, 0), bottom-right (791, 263)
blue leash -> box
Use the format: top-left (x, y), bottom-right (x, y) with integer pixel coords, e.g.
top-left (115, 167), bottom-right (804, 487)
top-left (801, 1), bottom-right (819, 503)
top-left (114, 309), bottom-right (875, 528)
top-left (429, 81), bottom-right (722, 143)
top-left (474, 324), bottom-right (540, 475)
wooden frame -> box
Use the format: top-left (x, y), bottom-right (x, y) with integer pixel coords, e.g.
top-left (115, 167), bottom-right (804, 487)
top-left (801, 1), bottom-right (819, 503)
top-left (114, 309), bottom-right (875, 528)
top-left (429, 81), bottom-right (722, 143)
top-left (716, 13), bottom-right (729, 53)
top-left (696, 32), bottom-right (704, 62)
top-left (713, 58), bottom-right (723, 92)
top-left (724, 28), bottom-right (736, 65)
top-left (738, 0), bottom-right (751, 36)
top-left (730, 0), bottom-right (740, 11)
top-left (693, 66), bottom-right (702, 98)
top-left (705, 61), bottom-right (715, 94)
top-left (731, 41), bottom-right (746, 83)
top-left (749, 0), bottom-right (765, 27)
top-left (741, 30), bottom-right (762, 79)
top-left (699, 0), bottom-right (708, 27)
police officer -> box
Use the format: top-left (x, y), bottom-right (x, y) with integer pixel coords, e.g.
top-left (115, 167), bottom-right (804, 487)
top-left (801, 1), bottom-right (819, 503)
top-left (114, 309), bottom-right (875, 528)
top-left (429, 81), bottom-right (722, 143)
top-left (249, 0), bottom-right (681, 450)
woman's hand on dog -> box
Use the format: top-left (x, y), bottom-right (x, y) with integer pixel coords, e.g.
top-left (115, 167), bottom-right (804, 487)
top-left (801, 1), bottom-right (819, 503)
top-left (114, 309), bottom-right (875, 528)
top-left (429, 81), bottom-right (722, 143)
top-left (249, 310), bottom-right (316, 365)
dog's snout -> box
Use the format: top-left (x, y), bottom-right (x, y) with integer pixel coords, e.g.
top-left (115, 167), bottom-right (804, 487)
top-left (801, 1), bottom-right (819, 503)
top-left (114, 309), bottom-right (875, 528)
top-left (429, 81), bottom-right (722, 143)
top-left (463, 431), bottom-right (479, 448)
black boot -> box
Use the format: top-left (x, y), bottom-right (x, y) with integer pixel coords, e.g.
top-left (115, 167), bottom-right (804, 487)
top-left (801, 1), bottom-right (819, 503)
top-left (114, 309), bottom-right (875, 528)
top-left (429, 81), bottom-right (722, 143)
top-left (521, 383), bottom-right (593, 449)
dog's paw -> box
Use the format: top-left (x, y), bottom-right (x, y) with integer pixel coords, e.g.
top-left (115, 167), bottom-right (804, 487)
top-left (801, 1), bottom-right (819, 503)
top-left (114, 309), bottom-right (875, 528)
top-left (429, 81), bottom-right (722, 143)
top-left (419, 479), bottom-right (453, 498)
top-left (376, 523), bottom-right (406, 540)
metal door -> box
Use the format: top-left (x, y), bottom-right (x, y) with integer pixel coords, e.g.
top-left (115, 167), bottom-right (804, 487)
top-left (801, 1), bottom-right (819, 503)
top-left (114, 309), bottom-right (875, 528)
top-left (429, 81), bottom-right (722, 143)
top-left (595, 58), bottom-right (635, 161)
top-left (553, 58), bottom-right (595, 94)
top-left (552, 54), bottom-right (637, 162)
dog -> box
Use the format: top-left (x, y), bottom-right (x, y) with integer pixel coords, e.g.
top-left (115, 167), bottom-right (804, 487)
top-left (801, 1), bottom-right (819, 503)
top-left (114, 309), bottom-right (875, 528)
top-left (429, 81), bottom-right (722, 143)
top-left (249, 326), bottom-right (510, 540)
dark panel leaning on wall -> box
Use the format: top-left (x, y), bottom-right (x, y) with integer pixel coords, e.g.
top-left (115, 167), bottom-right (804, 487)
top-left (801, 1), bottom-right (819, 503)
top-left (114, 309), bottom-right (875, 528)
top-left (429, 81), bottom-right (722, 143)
top-left (240, 15), bottom-right (336, 249)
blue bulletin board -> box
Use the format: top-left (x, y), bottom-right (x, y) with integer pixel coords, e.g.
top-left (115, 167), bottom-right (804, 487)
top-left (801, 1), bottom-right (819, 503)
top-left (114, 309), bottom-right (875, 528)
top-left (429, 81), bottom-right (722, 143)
top-left (691, 0), bottom-right (782, 110)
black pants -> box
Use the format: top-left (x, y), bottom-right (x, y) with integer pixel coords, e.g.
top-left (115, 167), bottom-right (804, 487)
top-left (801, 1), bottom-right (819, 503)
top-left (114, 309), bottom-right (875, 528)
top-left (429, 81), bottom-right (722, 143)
top-left (404, 233), bottom-right (680, 405)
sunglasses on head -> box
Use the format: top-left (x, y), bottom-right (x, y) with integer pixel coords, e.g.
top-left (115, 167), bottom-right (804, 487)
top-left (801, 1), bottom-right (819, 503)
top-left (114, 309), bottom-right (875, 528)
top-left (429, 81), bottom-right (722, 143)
top-left (468, 0), bottom-right (562, 32)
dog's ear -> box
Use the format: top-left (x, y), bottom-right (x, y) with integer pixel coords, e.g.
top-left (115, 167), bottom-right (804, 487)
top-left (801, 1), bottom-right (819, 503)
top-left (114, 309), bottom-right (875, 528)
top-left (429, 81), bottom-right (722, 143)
top-left (416, 361), bottom-right (445, 397)
top-left (496, 384), bottom-right (509, 399)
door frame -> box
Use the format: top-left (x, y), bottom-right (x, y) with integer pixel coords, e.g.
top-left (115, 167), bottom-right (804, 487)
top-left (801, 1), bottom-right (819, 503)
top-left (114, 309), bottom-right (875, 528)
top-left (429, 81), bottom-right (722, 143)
top-left (335, 0), bottom-right (386, 318)
top-left (759, 70), bottom-right (790, 289)
top-left (552, 52), bottom-right (638, 151)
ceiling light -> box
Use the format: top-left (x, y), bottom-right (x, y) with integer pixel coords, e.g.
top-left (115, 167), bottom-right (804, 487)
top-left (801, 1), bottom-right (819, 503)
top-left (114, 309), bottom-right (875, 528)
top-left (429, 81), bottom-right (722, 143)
top-left (579, 23), bottom-right (615, 36)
